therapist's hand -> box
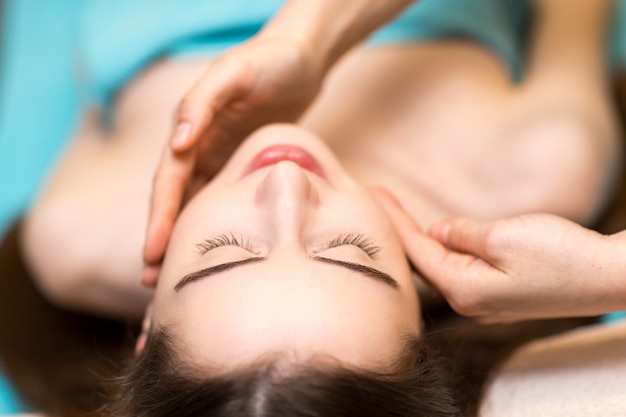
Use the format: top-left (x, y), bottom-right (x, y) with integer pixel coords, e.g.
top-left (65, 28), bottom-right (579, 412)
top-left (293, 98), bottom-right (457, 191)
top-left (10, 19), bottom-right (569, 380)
top-left (142, 35), bottom-right (324, 286)
top-left (372, 188), bottom-right (624, 323)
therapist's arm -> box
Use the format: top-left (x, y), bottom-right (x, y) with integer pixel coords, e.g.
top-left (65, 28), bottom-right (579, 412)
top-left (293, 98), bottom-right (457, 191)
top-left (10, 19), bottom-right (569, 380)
top-left (259, 0), bottom-right (415, 73)
top-left (373, 188), bottom-right (626, 324)
top-left (142, 0), bottom-right (415, 285)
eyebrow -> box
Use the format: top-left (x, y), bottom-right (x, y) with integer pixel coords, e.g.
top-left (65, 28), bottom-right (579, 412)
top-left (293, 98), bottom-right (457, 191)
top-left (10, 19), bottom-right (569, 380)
top-left (312, 256), bottom-right (399, 289)
top-left (174, 256), bottom-right (399, 292)
top-left (174, 257), bottom-right (265, 291)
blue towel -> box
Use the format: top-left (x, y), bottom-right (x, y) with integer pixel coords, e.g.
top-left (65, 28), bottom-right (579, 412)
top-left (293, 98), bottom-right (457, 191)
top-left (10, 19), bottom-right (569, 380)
top-left (3, 0), bottom-right (626, 240)
top-left (0, 0), bottom-right (530, 241)
top-left (0, 369), bottom-right (25, 414)
top-left (0, 0), bottom-right (83, 241)
top-left (601, 311), bottom-right (626, 324)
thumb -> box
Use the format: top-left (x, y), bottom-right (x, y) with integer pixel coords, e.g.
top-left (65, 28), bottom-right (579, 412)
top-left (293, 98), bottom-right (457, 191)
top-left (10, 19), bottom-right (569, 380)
top-left (371, 188), bottom-right (458, 280)
top-left (430, 218), bottom-right (494, 260)
top-left (372, 187), bottom-right (502, 305)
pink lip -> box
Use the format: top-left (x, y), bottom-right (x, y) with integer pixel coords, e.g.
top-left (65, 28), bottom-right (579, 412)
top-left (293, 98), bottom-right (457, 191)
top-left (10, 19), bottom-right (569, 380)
top-left (243, 145), bottom-right (327, 179)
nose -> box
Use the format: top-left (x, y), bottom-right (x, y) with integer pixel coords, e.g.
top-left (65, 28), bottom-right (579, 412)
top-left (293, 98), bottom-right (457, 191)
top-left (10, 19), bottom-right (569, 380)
top-left (255, 161), bottom-right (319, 243)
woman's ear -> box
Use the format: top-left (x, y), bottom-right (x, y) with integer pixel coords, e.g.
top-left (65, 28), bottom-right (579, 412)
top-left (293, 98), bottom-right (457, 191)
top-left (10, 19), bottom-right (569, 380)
top-left (135, 302), bottom-right (154, 355)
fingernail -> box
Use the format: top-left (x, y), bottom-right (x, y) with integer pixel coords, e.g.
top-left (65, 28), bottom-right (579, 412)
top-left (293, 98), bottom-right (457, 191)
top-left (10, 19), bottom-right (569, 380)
top-left (141, 265), bottom-right (160, 287)
top-left (432, 222), bottom-right (452, 245)
top-left (140, 266), bottom-right (150, 285)
top-left (171, 122), bottom-right (192, 149)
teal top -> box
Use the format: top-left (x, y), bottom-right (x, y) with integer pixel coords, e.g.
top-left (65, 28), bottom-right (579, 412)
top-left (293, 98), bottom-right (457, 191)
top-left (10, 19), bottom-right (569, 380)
top-left (4, 0), bottom-right (626, 240)
top-left (0, 369), bottom-right (25, 414)
top-left (0, 0), bottom-right (530, 241)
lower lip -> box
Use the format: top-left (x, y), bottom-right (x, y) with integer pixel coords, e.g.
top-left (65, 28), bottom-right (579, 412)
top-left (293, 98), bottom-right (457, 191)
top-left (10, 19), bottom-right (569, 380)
top-left (243, 145), bottom-right (327, 179)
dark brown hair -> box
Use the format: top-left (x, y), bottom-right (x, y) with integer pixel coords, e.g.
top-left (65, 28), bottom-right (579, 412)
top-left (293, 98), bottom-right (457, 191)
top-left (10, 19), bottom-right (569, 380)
top-left (106, 328), bottom-right (463, 417)
top-left (0, 223), bottom-right (602, 417)
top-left (0, 223), bottom-right (135, 417)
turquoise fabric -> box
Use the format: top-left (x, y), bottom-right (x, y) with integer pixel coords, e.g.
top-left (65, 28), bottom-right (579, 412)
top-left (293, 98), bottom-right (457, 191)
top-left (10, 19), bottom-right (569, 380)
top-left (0, 369), bottom-right (24, 414)
top-left (77, 0), bottom-right (282, 108)
top-left (0, 0), bottom-right (83, 242)
top-left (0, 0), bottom-right (526, 240)
top-left (3, 0), bottom-right (626, 240)
top-left (611, 0), bottom-right (626, 69)
top-left (370, 0), bottom-right (531, 81)
top-left (601, 311), bottom-right (626, 324)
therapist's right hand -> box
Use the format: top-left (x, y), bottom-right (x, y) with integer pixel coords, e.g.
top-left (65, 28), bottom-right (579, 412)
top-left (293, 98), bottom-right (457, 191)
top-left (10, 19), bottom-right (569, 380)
top-left (142, 35), bottom-right (324, 286)
top-left (372, 187), bottom-right (625, 324)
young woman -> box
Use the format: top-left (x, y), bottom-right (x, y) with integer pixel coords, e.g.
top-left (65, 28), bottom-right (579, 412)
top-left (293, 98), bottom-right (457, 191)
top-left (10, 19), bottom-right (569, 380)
top-left (2, 0), bottom-right (624, 415)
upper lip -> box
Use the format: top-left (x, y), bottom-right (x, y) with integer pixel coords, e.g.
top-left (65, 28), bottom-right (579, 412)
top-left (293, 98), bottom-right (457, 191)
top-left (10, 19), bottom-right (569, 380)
top-left (243, 145), bottom-right (327, 179)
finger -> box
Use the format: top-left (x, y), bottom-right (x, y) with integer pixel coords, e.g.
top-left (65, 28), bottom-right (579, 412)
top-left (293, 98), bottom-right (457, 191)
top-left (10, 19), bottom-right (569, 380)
top-left (172, 58), bottom-right (250, 152)
top-left (143, 146), bottom-right (196, 267)
top-left (372, 188), bottom-right (512, 320)
top-left (141, 264), bottom-right (161, 288)
top-left (370, 188), bottom-right (477, 285)
top-left (430, 218), bottom-right (493, 260)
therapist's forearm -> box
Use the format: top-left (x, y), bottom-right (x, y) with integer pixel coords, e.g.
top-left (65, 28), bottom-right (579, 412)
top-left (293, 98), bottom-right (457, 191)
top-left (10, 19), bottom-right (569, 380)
top-left (259, 0), bottom-right (415, 72)
top-left (527, 0), bottom-right (612, 93)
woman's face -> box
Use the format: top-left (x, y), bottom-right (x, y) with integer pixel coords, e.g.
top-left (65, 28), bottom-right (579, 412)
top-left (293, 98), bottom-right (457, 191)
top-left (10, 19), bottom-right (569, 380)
top-left (150, 124), bottom-right (420, 371)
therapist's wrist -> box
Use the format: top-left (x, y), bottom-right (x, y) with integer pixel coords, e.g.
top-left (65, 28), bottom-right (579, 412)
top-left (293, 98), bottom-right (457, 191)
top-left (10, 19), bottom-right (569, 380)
top-left (258, 8), bottom-right (351, 75)
top-left (254, 29), bottom-right (328, 80)
top-left (584, 230), bottom-right (626, 315)
top-left (259, 0), bottom-right (414, 73)
top-left (605, 230), bottom-right (626, 311)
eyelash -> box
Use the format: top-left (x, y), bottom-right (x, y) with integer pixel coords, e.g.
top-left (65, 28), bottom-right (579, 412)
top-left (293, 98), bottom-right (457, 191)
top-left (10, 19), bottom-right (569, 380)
top-left (196, 233), bottom-right (379, 258)
top-left (196, 233), bottom-right (256, 254)
top-left (323, 233), bottom-right (380, 258)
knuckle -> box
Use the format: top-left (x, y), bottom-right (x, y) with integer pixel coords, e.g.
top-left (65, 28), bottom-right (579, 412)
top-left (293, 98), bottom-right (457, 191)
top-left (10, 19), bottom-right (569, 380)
top-left (482, 220), bottom-right (510, 257)
top-left (449, 298), bottom-right (479, 318)
top-left (446, 289), bottom-right (480, 317)
top-left (445, 284), bottom-right (492, 319)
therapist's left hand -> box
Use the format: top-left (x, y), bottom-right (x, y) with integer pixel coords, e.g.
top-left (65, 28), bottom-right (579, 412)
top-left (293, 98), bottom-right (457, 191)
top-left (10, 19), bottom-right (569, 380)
top-left (372, 187), bottom-right (621, 323)
top-left (142, 35), bottom-right (325, 286)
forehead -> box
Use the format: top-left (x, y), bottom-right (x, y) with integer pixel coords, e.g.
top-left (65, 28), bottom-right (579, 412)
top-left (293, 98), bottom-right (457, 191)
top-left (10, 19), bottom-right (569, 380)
top-left (163, 255), bottom-right (409, 316)
top-left (155, 259), bottom-right (417, 369)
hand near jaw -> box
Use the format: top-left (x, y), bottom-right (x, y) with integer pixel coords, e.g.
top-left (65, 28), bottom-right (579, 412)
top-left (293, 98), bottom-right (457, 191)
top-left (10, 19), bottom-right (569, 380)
top-left (142, 35), bottom-right (324, 286)
top-left (372, 187), bottom-right (626, 324)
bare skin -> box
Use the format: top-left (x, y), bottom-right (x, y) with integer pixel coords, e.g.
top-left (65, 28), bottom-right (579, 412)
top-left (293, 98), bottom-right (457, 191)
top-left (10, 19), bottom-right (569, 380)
top-left (143, 0), bottom-right (620, 284)
top-left (21, 2), bottom-right (620, 322)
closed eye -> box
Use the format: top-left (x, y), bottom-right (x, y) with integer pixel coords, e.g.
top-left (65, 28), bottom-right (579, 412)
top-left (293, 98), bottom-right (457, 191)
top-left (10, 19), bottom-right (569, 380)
top-left (196, 233), bottom-right (257, 255)
top-left (323, 233), bottom-right (380, 258)
top-left (196, 233), bottom-right (380, 258)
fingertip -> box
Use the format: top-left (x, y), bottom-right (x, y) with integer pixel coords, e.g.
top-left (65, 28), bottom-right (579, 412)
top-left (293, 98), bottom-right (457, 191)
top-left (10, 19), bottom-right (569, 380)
top-left (369, 186), bottom-right (403, 208)
top-left (142, 224), bottom-right (161, 263)
top-left (430, 221), bottom-right (452, 245)
top-left (141, 264), bottom-right (161, 287)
